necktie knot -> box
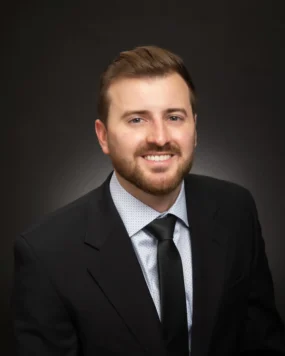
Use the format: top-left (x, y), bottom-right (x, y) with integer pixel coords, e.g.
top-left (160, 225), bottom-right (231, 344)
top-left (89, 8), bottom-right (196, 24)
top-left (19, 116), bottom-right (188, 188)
top-left (144, 214), bottom-right (177, 242)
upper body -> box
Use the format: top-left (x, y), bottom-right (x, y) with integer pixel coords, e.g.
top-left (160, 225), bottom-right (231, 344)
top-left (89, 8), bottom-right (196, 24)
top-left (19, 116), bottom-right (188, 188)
top-left (13, 172), bottom-right (285, 355)
top-left (13, 45), bottom-right (285, 355)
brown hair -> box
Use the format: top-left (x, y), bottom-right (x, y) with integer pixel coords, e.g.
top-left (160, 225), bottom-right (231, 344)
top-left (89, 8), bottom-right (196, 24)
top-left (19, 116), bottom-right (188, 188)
top-left (97, 45), bottom-right (197, 125)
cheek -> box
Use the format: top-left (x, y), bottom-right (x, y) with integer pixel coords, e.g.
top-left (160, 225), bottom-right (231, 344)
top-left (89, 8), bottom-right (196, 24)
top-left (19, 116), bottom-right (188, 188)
top-left (108, 130), bottom-right (143, 153)
top-left (174, 131), bottom-right (195, 149)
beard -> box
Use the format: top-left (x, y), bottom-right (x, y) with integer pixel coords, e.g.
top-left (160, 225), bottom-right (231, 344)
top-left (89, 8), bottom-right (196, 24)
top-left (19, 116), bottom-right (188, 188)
top-left (108, 141), bottom-right (194, 196)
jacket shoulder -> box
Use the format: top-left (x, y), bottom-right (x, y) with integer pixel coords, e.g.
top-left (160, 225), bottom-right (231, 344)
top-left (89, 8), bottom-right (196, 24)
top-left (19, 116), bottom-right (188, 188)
top-left (18, 183), bottom-right (104, 250)
top-left (185, 173), bottom-right (254, 206)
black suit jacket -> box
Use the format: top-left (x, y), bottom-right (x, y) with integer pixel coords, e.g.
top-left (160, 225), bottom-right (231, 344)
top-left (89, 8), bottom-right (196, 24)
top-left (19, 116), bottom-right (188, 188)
top-left (13, 173), bottom-right (285, 356)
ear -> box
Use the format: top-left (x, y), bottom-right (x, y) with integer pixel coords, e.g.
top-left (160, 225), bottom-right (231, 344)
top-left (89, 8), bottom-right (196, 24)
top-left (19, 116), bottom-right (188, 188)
top-left (95, 119), bottom-right (110, 155)
top-left (194, 114), bottom-right (197, 147)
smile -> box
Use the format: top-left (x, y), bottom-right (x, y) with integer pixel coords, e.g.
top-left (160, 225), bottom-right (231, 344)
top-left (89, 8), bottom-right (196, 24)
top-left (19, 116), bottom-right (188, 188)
top-left (143, 154), bottom-right (173, 162)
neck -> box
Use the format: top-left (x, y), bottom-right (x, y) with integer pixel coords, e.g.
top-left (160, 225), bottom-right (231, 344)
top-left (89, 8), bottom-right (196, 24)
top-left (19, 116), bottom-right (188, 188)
top-left (114, 172), bottom-right (182, 212)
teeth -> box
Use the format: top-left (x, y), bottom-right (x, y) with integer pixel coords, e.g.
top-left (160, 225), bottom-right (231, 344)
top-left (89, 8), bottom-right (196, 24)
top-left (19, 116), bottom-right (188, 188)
top-left (144, 155), bottom-right (172, 161)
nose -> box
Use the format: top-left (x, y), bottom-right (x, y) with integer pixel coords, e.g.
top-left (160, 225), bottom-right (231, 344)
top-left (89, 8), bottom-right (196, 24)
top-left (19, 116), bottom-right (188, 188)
top-left (146, 119), bottom-right (170, 147)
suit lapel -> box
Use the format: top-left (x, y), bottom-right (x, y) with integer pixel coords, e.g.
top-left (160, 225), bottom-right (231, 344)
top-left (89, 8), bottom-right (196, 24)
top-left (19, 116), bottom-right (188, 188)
top-left (185, 175), bottom-right (229, 356)
top-left (84, 174), bottom-right (165, 353)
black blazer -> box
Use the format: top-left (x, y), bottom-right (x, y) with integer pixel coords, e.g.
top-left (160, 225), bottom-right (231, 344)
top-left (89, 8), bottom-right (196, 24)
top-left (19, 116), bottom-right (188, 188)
top-left (13, 173), bottom-right (285, 356)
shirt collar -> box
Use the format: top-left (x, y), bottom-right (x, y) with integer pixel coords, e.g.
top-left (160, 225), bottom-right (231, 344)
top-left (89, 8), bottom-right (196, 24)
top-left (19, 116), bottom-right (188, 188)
top-left (109, 171), bottom-right (189, 237)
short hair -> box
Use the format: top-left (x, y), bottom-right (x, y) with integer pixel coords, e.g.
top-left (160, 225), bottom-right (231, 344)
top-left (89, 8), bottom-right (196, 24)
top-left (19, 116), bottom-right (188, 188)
top-left (97, 45), bottom-right (197, 125)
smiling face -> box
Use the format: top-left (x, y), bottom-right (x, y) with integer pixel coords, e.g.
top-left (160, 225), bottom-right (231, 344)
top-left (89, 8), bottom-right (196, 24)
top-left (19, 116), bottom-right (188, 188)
top-left (95, 72), bottom-right (197, 197)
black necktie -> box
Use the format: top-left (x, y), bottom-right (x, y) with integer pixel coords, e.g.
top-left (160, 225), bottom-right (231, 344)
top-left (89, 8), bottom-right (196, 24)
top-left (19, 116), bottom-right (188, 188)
top-left (144, 214), bottom-right (189, 355)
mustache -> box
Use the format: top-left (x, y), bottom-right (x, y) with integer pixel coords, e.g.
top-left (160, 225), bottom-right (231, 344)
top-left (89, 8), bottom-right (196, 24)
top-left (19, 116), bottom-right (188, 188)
top-left (136, 143), bottom-right (181, 156)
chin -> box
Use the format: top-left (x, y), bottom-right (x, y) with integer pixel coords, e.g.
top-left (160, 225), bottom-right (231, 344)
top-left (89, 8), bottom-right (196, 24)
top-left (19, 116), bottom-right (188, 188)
top-left (135, 174), bottom-right (182, 196)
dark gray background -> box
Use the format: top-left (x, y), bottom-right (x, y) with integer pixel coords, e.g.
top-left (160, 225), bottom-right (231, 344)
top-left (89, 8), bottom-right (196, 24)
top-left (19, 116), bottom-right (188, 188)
top-left (4, 1), bottom-right (285, 353)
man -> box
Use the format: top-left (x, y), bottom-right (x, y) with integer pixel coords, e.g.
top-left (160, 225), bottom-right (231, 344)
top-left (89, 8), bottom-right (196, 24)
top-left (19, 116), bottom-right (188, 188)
top-left (13, 46), bottom-right (285, 356)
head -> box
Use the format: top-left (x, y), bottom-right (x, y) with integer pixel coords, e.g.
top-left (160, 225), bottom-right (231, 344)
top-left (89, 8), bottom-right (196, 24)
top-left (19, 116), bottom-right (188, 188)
top-left (95, 45), bottom-right (197, 198)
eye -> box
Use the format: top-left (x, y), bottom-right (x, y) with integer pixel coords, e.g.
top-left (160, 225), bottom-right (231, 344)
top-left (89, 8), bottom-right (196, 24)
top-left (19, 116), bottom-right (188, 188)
top-left (169, 115), bottom-right (182, 121)
top-left (129, 117), bottom-right (143, 124)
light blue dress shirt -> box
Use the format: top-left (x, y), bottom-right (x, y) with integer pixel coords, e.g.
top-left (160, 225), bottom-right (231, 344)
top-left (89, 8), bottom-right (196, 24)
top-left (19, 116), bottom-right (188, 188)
top-left (109, 171), bottom-right (193, 352)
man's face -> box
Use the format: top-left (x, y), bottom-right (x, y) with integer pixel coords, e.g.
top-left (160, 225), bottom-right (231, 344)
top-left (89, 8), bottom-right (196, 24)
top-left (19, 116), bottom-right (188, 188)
top-left (95, 73), bottom-right (197, 196)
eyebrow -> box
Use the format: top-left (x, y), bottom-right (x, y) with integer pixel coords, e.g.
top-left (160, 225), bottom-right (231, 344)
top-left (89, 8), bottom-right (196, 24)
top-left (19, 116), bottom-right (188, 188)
top-left (120, 108), bottom-right (188, 119)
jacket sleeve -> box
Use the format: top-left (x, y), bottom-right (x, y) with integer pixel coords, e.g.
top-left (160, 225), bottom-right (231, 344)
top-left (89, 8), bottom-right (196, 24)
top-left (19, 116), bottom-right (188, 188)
top-left (12, 235), bottom-right (79, 356)
top-left (241, 192), bottom-right (285, 355)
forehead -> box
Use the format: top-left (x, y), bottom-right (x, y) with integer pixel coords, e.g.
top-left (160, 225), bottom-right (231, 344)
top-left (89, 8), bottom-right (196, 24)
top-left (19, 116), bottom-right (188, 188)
top-left (107, 73), bottom-right (191, 113)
